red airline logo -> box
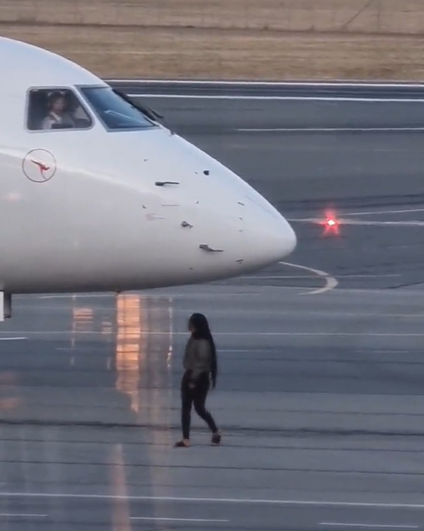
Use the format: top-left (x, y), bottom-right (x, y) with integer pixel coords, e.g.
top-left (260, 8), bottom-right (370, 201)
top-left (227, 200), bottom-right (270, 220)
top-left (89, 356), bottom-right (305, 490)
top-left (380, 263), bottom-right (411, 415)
top-left (22, 149), bottom-right (57, 183)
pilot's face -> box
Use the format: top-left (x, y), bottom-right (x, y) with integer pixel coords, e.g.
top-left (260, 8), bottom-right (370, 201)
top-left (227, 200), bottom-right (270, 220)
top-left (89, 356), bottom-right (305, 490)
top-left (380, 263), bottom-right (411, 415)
top-left (52, 97), bottom-right (65, 113)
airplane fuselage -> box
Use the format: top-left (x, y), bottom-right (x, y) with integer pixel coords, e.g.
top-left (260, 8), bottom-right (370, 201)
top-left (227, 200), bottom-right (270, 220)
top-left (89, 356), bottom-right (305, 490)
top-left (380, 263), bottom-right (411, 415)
top-left (0, 37), bottom-right (297, 306)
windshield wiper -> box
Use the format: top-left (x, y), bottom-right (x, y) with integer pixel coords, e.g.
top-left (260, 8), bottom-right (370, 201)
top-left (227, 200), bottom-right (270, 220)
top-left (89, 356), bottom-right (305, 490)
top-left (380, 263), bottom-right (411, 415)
top-left (113, 89), bottom-right (164, 123)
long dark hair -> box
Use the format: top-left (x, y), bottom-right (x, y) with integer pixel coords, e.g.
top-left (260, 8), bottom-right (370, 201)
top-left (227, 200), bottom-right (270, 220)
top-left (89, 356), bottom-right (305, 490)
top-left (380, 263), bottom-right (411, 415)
top-left (189, 312), bottom-right (218, 388)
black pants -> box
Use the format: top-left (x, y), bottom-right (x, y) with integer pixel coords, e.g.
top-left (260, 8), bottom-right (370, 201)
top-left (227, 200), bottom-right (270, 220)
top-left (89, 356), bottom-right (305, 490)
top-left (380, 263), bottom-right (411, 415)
top-left (181, 371), bottom-right (218, 439)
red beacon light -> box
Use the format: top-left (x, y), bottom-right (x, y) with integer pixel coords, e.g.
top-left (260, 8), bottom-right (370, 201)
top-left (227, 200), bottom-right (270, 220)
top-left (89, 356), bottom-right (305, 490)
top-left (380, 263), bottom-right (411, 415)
top-left (323, 213), bottom-right (340, 235)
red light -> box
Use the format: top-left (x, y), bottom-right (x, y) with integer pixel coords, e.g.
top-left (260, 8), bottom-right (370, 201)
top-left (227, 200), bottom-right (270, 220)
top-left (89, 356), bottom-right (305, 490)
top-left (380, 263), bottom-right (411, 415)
top-left (323, 211), bottom-right (340, 235)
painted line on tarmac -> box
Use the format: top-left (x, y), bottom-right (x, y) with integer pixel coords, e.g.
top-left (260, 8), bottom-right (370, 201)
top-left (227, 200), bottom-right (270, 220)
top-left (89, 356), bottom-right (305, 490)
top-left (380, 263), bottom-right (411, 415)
top-left (3, 331), bottom-right (424, 336)
top-left (341, 208), bottom-right (424, 217)
top-left (288, 218), bottom-right (424, 227)
top-left (0, 513), bottom-right (47, 518)
top-left (129, 94), bottom-right (424, 103)
top-left (237, 127), bottom-right (424, 132)
top-left (279, 261), bottom-right (338, 295)
top-left (38, 294), bottom-right (111, 299)
top-left (320, 524), bottom-right (418, 529)
top-left (231, 274), bottom-right (398, 280)
top-left (3, 491), bottom-right (424, 509)
top-left (130, 517), bottom-right (229, 523)
top-left (108, 79), bottom-right (424, 88)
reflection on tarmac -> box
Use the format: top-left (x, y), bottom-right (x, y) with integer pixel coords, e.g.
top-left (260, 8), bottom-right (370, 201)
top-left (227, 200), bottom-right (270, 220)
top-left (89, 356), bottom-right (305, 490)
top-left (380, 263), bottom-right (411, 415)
top-left (0, 292), bottom-right (174, 529)
top-left (114, 293), bottom-right (175, 529)
top-left (116, 294), bottom-right (142, 413)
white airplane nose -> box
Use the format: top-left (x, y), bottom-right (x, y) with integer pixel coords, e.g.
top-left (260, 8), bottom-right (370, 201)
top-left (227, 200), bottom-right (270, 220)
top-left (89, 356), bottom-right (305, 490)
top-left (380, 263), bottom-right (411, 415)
top-left (265, 216), bottom-right (297, 260)
top-left (241, 198), bottom-right (297, 270)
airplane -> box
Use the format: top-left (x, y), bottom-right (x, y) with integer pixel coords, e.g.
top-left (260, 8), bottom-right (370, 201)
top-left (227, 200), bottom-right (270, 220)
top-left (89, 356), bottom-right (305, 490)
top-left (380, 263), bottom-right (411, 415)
top-left (0, 36), bottom-right (297, 321)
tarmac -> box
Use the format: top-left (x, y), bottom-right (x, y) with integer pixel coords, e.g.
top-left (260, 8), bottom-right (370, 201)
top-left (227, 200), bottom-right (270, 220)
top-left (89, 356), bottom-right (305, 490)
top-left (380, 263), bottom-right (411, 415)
top-left (1, 83), bottom-right (424, 529)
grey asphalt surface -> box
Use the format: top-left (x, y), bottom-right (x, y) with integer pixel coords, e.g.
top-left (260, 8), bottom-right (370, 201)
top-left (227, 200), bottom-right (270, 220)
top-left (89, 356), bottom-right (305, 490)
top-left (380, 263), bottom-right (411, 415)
top-left (1, 83), bottom-right (424, 530)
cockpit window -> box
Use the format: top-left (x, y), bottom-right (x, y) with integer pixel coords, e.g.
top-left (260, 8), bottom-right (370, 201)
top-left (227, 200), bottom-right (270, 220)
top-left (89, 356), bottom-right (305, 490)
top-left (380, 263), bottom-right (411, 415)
top-left (79, 86), bottom-right (156, 130)
top-left (27, 88), bottom-right (93, 131)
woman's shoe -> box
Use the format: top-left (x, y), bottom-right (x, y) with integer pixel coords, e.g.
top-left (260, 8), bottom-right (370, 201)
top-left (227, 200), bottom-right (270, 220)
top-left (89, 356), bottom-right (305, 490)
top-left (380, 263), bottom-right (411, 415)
top-left (211, 432), bottom-right (221, 445)
top-left (174, 439), bottom-right (190, 448)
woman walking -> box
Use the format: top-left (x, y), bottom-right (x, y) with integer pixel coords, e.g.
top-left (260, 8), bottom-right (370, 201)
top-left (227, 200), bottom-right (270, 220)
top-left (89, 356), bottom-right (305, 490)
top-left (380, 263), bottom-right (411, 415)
top-left (174, 313), bottom-right (221, 447)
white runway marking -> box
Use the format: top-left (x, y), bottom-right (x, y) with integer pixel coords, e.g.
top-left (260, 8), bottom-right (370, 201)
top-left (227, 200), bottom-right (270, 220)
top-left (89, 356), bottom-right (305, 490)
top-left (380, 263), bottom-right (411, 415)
top-left (38, 294), bottom-right (111, 299)
top-left (0, 337), bottom-right (26, 341)
top-left (233, 274), bottom-right (398, 280)
top-left (238, 127), bottom-right (424, 132)
top-left (130, 94), bottom-right (424, 103)
top-left (3, 492), bottom-right (424, 509)
top-left (107, 79), bottom-right (424, 87)
top-left (320, 524), bottom-right (418, 529)
top-left (235, 275), bottom-right (331, 280)
top-left (2, 331), bottom-right (424, 337)
top-left (56, 346), bottom-right (107, 352)
top-left (0, 513), bottom-right (47, 518)
top-left (130, 517), bottom-right (229, 523)
top-left (279, 261), bottom-right (338, 295)
top-left (342, 208), bottom-right (424, 217)
top-left (288, 217), bottom-right (424, 227)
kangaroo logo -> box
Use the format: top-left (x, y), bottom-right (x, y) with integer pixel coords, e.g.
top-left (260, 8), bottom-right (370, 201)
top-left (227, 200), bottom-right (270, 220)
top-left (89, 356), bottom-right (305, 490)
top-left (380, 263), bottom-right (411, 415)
top-left (23, 149), bottom-right (57, 183)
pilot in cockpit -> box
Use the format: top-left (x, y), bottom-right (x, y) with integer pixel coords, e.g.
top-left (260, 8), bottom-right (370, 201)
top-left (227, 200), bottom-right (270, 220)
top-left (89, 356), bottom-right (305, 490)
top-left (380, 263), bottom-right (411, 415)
top-left (41, 91), bottom-right (75, 130)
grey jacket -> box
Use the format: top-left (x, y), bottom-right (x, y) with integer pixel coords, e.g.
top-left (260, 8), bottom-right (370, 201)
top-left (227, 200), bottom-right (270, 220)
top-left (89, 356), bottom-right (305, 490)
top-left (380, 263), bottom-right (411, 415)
top-left (183, 337), bottom-right (212, 381)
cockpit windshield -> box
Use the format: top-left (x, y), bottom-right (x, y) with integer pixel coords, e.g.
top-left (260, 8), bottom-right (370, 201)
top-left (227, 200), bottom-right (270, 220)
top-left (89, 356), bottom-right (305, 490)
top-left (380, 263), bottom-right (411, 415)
top-left (79, 86), bottom-right (156, 131)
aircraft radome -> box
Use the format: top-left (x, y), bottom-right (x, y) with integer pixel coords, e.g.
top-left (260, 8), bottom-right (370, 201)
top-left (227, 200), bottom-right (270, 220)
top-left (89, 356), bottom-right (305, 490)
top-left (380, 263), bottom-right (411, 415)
top-left (0, 37), bottom-right (297, 321)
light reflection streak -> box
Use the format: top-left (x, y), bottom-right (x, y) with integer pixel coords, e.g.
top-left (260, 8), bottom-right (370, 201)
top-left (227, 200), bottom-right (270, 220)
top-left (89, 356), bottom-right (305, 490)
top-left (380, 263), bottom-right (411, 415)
top-left (113, 294), bottom-right (143, 530)
top-left (113, 294), bottom-right (175, 528)
top-left (115, 294), bottom-right (143, 413)
top-left (110, 443), bottom-right (132, 531)
top-left (144, 296), bottom-right (174, 527)
top-left (70, 295), bottom-right (94, 350)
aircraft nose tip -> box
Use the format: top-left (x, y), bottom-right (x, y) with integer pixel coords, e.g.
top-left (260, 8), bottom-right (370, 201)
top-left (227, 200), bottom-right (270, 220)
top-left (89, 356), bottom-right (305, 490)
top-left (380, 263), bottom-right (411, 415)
top-left (243, 206), bottom-right (297, 269)
top-left (283, 219), bottom-right (297, 256)
top-left (262, 216), bottom-right (297, 264)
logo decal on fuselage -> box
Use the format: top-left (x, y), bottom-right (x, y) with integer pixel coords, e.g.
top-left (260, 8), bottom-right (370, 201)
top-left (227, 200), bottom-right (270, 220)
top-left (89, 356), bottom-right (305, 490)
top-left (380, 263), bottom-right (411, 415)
top-left (22, 149), bottom-right (57, 183)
